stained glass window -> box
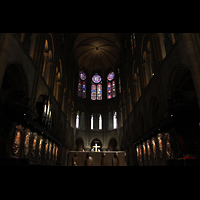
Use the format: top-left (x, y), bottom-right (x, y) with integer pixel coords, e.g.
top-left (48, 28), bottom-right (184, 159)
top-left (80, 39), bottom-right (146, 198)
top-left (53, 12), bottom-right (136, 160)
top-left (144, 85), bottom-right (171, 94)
top-left (79, 71), bottom-right (86, 80)
top-left (78, 79), bottom-right (81, 97)
top-left (112, 80), bottom-right (116, 98)
top-left (107, 72), bottom-right (115, 81)
top-left (91, 73), bottom-right (102, 100)
top-left (107, 72), bottom-right (116, 99)
top-left (107, 82), bottom-right (111, 99)
top-left (92, 74), bottom-right (101, 83)
top-left (119, 77), bottom-right (121, 93)
top-left (78, 70), bottom-right (87, 99)
top-left (82, 81), bottom-right (86, 99)
top-left (118, 68), bottom-right (121, 94)
top-left (97, 84), bottom-right (102, 100)
top-left (91, 84), bottom-right (96, 100)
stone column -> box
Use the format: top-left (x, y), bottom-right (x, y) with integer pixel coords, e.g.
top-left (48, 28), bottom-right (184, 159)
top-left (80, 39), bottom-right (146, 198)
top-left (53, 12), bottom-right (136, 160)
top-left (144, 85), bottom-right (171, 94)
top-left (157, 33), bottom-right (166, 60)
top-left (29, 33), bottom-right (38, 59)
top-left (141, 63), bottom-right (150, 88)
top-left (183, 33), bottom-right (200, 109)
top-left (71, 110), bottom-right (76, 151)
top-left (49, 62), bottom-right (55, 90)
top-left (118, 110), bottom-right (123, 127)
top-left (42, 52), bottom-right (48, 77)
top-left (132, 73), bottom-right (138, 104)
top-left (170, 33), bottom-right (175, 44)
top-left (56, 81), bottom-right (62, 104)
top-left (0, 33), bottom-right (13, 89)
top-left (20, 33), bottom-right (26, 43)
top-left (122, 104), bottom-right (127, 121)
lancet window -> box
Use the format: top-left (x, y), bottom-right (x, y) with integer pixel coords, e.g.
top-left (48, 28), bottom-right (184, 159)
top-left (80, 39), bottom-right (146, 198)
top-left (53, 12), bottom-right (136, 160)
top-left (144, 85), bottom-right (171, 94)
top-left (107, 72), bottom-right (116, 99)
top-left (118, 68), bottom-right (121, 94)
top-left (78, 70), bottom-right (86, 99)
top-left (91, 74), bottom-right (102, 100)
top-left (76, 112), bottom-right (80, 129)
top-left (91, 114), bottom-right (94, 130)
top-left (113, 111), bottom-right (117, 129)
top-left (91, 113), bottom-right (102, 130)
top-left (98, 114), bottom-right (102, 130)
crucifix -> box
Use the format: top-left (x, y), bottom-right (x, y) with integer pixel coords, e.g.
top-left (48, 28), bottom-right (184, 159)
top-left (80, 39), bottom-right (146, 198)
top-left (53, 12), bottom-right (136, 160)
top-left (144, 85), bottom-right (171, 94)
top-left (92, 143), bottom-right (100, 152)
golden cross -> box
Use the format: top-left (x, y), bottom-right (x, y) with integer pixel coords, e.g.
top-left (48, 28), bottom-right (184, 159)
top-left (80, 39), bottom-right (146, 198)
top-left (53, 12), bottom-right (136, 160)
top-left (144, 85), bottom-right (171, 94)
top-left (92, 143), bottom-right (100, 152)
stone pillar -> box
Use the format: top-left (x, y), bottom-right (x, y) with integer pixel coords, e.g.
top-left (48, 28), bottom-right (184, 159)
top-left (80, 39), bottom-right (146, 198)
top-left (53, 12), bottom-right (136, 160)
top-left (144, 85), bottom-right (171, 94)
top-left (0, 33), bottom-right (13, 89)
top-left (49, 62), bottom-right (55, 90)
top-left (29, 33), bottom-right (38, 59)
top-left (62, 88), bottom-right (67, 113)
top-left (122, 104), bottom-right (127, 121)
top-left (20, 33), bottom-right (26, 43)
top-left (71, 110), bottom-right (76, 150)
top-left (119, 110), bottom-right (123, 127)
top-left (42, 52), bottom-right (48, 77)
top-left (132, 73), bottom-right (138, 104)
top-left (141, 63), bottom-right (150, 88)
top-left (170, 33), bottom-right (175, 45)
top-left (157, 33), bottom-right (166, 60)
top-left (129, 145), bottom-right (135, 166)
top-left (44, 61), bottom-right (54, 86)
top-left (183, 33), bottom-right (200, 109)
top-left (126, 93), bottom-right (132, 113)
top-left (71, 111), bottom-right (75, 128)
top-left (56, 81), bottom-right (62, 103)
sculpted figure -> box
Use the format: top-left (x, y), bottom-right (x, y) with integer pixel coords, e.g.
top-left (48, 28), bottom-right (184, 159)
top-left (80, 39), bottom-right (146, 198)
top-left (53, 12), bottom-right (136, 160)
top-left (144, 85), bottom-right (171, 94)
top-left (86, 153), bottom-right (93, 166)
top-left (72, 152), bottom-right (79, 166)
top-left (101, 153), bottom-right (108, 166)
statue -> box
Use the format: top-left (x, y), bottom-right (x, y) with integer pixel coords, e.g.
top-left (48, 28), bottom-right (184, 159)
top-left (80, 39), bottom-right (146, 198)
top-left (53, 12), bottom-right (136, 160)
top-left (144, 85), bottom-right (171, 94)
top-left (112, 152), bottom-right (120, 166)
top-left (101, 153), bottom-right (108, 166)
top-left (72, 152), bottom-right (79, 166)
top-left (86, 153), bottom-right (93, 166)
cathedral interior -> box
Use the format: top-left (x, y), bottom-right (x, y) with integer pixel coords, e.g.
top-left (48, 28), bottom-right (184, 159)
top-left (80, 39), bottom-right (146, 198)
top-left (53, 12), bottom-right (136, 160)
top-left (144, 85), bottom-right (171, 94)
top-left (0, 33), bottom-right (200, 166)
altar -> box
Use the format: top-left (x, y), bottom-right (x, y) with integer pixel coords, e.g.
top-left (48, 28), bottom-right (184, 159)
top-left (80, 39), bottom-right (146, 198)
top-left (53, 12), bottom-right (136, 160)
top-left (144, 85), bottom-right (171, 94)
top-left (67, 151), bottom-right (127, 166)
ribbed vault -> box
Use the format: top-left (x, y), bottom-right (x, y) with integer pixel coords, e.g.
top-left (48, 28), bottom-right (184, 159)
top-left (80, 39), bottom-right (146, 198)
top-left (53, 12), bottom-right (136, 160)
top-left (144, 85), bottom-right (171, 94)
top-left (73, 33), bottom-right (122, 77)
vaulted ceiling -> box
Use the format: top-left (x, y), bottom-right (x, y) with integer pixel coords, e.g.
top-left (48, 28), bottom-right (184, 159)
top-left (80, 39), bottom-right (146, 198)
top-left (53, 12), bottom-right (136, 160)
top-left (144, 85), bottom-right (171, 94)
top-left (73, 33), bottom-right (123, 77)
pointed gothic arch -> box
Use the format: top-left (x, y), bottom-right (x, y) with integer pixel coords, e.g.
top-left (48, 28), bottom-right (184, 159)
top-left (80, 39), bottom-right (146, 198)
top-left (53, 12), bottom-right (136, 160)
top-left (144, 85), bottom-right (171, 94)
top-left (42, 33), bottom-right (55, 86)
top-left (75, 137), bottom-right (84, 151)
top-left (76, 106), bottom-right (86, 130)
top-left (108, 138), bottom-right (118, 151)
top-left (1, 63), bottom-right (29, 105)
top-left (90, 138), bottom-right (102, 151)
top-left (54, 59), bottom-right (63, 104)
